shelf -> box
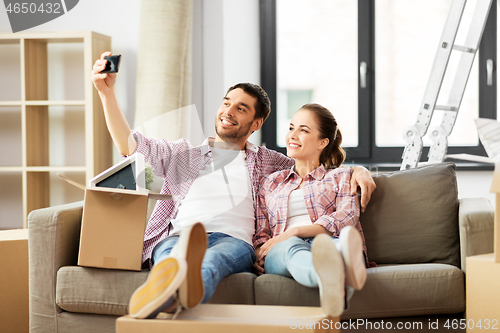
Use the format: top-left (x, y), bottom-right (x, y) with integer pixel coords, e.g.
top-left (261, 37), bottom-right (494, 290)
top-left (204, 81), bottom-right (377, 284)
top-left (26, 166), bottom-right (87, 172)
top-left (48, 105), bottom-right (86, 167)
top-left (49, 171), bottom-right (85, 206)
top-left (0, 106), bottom-right (22, 166)
top-left (0, 31), bottom-right (113, 228)
top-left (0, 167), bottom-right (23, 172)
top-left (26, 100), bottom-right (86, 105)
top-left (25, 171), bottom-right (86, 216)
top-left (0, 42), bottom-right (21, 101)
top-left (21, 39), bottom-right (84, 102)
top-left (25, 105), bottom-right (86, 168)
top-left (47, 42), bottom-right (85, 101)
top-left (0, 101), bottom-right (86, 106)
top-left (0, 172), bottom-right (23, 229)
top-left (0, 30), bottom-right (111, 42)
top-left (0, 101), bottom-right (22, 106)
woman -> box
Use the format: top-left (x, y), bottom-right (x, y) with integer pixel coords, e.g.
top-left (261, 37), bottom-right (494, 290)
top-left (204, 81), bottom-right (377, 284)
top-left (252, 103), bottom-right (371, 317)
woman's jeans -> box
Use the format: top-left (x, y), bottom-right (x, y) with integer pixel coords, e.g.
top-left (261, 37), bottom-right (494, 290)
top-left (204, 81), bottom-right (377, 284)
top-left (264, 236), bottom-right (353, 307)
top-left (152, 232), bottom-right (255, 303)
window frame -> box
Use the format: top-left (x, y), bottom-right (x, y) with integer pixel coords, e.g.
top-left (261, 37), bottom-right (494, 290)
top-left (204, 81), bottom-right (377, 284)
top-left (260, 0), bottom-right (497, 170)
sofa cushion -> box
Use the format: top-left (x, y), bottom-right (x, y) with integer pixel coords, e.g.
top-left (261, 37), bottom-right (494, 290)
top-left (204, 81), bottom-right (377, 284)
top-left (56, 267), bottom-right (148, 315)
top-left (254, 263), bottom-right (465, 319)
top-left (56, 267), bottom-right (256, 315)
top-left (343, 264), bottom-right (465, 319)
top-left (361, 162), bottom-right (460, 267)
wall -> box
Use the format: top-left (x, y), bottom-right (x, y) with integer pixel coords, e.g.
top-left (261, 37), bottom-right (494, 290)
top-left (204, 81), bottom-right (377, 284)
top-left (457, 170), bottom-right (495, 208)
top-left (196, 0), bottom-right (261, 144)
top-left (0, 0), bottom-right (141, 162)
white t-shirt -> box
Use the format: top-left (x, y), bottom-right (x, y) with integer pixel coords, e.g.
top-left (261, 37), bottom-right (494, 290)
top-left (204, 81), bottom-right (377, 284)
top-left (285, 189), bottom-right (312, 231)
top-left (170, 147), bottom-right (255, 245)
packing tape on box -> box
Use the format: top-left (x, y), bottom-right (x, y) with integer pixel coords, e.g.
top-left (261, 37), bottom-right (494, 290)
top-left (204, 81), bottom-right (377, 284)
top-left (109, 193), bottom-right (123, 200)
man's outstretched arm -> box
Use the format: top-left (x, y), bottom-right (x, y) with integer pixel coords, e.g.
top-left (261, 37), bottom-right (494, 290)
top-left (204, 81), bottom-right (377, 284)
top-left (92, 51), bottom-right (136, 156)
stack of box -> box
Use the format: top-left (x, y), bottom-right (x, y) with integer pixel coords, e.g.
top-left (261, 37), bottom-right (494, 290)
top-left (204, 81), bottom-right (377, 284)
top-left (447, 119), bottom-right (500, 331)
top-left (0, 229), bottom-right (29, 332)
top-left (465, 168), bottom-right (500, 331)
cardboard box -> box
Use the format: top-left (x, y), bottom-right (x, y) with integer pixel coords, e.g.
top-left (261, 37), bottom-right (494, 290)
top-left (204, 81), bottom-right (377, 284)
top-left (60, 175), bottom-right (171, 271)
top-left (449, 119), bottom-right (500, 332)
top-left (0, 229), bottom-right (29, 333)
top-left (116, 304), bottom-right (339, 333)
top-left (466, 254), bottom-right (500, 332)
top-left (493, 170), bottom-right (500, 262)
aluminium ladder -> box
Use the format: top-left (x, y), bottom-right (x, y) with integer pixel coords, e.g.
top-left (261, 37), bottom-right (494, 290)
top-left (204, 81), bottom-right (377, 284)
top-left (401, 0), bottom-right (494, 170)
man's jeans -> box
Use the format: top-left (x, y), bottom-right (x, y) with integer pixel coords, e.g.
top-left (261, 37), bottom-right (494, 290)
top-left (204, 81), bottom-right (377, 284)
top-left (152, 232), bottom-right (255, 303)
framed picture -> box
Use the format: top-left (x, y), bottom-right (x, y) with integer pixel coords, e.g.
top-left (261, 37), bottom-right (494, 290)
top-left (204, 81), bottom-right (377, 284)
top-left (89, 153), bottom-right (146, 191)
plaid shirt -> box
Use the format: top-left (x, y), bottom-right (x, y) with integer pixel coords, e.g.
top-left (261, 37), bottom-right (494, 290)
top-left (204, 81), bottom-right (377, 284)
top-left (132, 131), bottom-right (294, 268)
top-left (253, 165), bottom-right (369, 262)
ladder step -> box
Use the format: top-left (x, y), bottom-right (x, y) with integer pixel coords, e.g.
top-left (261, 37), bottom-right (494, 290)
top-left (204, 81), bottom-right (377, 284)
top-left (434, 105), bottom-right (458, 111)
top-left (452, 44), bottom-right (476, 53)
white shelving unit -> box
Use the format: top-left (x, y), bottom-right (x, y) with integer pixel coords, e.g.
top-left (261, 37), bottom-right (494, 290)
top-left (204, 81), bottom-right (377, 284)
top-left (0, 31), bottom-right (113, 228)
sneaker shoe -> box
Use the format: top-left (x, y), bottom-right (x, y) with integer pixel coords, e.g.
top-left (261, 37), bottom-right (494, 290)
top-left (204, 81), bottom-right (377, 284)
top-left (338, 226), bottom-right (367, 290)
top-left (171, 222), bottom-right (207, 309)
top-left (129, 256), bottom-right (187, 319)
top-left (312, 234), bottom-right (345, 317)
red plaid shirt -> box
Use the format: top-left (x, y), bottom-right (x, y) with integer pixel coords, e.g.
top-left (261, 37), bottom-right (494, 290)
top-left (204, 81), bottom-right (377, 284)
top-left (132, 131), bottom-right (294, 268)
top-left (253, 165), bottom-right (369, 262)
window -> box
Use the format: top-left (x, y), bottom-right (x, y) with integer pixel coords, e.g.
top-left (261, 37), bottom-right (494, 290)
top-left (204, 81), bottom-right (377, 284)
top-left (260, 0), bottom-right (497, 169)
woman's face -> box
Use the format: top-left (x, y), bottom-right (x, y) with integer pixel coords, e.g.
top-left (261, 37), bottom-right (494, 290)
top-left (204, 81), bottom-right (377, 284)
top-left (286, 109), bottom-right (328, 162)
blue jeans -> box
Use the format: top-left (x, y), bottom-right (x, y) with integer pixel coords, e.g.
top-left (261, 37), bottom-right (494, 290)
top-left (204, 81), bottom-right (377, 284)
top-left (152, 232), bottom-right (255, 303)
top-left (264, 236), bottom-right (352, 308)
top-left (264, 236), bottom-right (329, 287)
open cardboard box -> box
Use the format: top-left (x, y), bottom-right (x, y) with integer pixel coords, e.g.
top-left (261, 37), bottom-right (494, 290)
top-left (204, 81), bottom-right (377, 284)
top-left (59, 155), bottom-right (172, 271)
top-left (116, 304), bottom-right (339, 333)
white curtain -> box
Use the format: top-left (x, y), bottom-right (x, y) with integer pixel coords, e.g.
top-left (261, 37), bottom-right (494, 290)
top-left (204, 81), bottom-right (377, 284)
top-left (134, 0), bottom-right (193, 141)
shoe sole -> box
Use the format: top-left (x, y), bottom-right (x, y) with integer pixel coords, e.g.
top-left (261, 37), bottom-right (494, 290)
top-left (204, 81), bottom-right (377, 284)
top-left (129, 257), bottom-right (186, 319)
top-left (177, 222), bottom-right (207, 309)
top-left (312, 234), bottom-right (344, 317)
top-left (339, 226), bottom-right (367, 290)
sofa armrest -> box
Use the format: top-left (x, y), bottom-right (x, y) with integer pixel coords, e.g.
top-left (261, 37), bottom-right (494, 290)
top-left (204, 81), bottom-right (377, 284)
top-left (459, 197), bottom-right (494, 272)
top-left (28, 201), bottom-right (84, 332)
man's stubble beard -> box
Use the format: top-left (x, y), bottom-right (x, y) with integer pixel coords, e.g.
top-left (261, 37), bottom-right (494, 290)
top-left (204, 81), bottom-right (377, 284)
top-left (215, 119), bottom-right (253, 143)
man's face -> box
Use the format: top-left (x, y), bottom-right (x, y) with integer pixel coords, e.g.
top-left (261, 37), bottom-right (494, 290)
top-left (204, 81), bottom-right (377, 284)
top-left (214, 88), bottom-right (263, 148)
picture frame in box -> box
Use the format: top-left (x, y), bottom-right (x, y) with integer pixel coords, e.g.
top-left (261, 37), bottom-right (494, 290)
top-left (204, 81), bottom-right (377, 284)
top-left (90, 153), bottom-right (146, 191)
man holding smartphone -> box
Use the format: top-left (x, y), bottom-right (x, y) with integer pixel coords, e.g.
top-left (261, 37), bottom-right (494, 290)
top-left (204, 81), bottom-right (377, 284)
top-left (91, 52), bottom-right (376, 319)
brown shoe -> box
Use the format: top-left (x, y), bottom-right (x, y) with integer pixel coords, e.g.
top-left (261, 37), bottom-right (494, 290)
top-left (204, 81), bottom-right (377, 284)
top-left (129, 257), bottom-right (186, 319)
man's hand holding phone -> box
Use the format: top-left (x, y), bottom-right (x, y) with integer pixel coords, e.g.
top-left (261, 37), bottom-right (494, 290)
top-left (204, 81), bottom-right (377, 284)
top-left (91, 52), bottom-right (120, 95)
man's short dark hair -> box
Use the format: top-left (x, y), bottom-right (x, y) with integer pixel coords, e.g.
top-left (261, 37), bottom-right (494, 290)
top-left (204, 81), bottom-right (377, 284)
top-left (226, 83), bottom-right (271, 122)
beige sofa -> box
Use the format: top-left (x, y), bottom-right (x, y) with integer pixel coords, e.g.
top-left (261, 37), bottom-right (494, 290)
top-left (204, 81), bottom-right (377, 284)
top-left (28, 163), bottom-right (494, 332)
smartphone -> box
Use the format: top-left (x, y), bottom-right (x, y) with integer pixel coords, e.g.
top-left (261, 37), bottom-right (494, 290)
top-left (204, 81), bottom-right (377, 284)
top-left (101, 55), bottom-right (121, 73)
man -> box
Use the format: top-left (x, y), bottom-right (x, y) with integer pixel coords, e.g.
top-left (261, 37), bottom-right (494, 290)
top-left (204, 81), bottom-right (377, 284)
top-left (92, 52), bottom-right (376, 319)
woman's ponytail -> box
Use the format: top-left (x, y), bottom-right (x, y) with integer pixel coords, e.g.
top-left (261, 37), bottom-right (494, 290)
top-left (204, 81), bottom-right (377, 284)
top-left (329, 128), bottom-right (346, 168)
